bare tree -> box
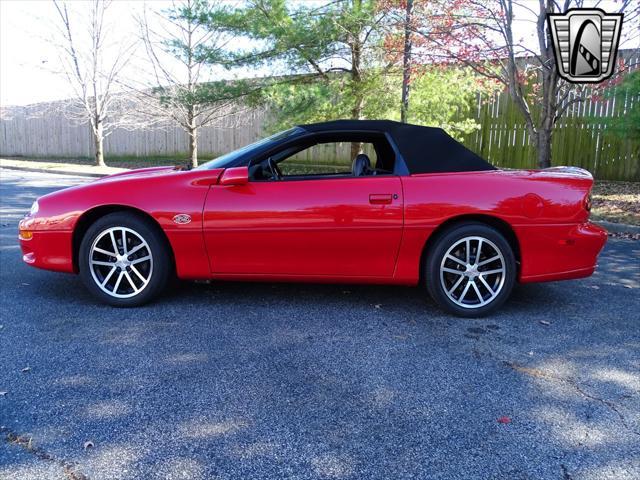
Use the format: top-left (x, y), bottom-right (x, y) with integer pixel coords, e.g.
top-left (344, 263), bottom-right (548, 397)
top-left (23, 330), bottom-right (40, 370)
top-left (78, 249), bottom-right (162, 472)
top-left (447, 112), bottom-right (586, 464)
top-left (411, 0), bottom-right (637, 168)
top-left (379, 0), bottom-right (469, 124)
top-left (133, 0), bottom-right (249, 168)
top-left (51, 0), bottom-right (135, 167)
top-left (400, 0), bottom-right (414, 123)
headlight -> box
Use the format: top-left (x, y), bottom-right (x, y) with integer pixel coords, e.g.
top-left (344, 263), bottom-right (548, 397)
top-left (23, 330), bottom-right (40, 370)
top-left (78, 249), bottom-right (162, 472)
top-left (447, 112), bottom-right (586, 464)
top-left (29, 200), bottom-right (39, 216)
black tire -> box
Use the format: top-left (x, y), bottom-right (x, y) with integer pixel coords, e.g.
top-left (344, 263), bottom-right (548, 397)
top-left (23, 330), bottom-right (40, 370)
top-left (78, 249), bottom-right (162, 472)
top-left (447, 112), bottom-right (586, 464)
top-left (425, 222), bottom-right (516, 317)
top-left (79, 212), bottom-right (172, 307)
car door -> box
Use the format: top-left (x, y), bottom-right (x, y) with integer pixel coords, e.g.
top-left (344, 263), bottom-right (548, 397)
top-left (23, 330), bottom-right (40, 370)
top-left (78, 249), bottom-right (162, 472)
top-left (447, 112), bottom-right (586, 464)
top-left (202, 174), bottom-right (404, 278)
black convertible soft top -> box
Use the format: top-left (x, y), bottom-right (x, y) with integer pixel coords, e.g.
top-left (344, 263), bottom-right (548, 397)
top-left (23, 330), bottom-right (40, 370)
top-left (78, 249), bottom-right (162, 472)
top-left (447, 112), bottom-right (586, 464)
top-left (299, 119), bottom-right (495, 174)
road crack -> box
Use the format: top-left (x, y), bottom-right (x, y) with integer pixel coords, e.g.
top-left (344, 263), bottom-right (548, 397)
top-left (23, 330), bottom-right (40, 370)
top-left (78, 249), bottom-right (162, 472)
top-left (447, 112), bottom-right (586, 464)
top-left (504, 361), bottom-right (640, 436)
top-left (1, 426), bottom-right (89, 480)
top-left (560, 463), bottom-right (573, 480)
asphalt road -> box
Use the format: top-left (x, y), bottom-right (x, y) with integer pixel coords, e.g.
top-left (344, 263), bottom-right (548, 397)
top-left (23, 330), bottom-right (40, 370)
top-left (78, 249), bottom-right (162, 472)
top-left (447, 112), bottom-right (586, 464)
top-left (1, 168), bottom-right (639, 480)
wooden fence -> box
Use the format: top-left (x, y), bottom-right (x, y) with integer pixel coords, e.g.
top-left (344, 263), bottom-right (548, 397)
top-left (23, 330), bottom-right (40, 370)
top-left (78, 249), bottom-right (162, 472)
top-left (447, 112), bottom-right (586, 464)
top-left (1, 82), bottom-right (638, 181)
top-left (461, 86), bottom-right (640, 181)
top-left (0, 105), bottom-right (269, 160)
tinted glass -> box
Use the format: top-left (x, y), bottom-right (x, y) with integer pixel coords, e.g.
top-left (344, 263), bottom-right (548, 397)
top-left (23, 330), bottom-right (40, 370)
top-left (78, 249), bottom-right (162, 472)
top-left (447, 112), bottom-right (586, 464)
top-left (279, 142), bottom-right (377, 176)
top-left (195, 127), bottom-right (303, 170)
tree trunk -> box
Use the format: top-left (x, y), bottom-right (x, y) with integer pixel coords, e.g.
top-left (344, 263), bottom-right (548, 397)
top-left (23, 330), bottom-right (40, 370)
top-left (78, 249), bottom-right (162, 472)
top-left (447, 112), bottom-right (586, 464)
top-left (186, 22), bottom-right (198, 169)
top-left (350, 94), bottom-right (364, 159)
top-left (350, 142), bottom-right (363, 160)
top-left (188, 127), bottom-right (198, 169)
top-left (535, 0), bottom-right (556, 170)
top-left (400, 0), bottom-right (413, 123)
top-left (94, 122), bottom-right (105, 167)
top-left (536, 129), bottom-right (552, 169)
top-left (350, 4), bottom-right (364, 161)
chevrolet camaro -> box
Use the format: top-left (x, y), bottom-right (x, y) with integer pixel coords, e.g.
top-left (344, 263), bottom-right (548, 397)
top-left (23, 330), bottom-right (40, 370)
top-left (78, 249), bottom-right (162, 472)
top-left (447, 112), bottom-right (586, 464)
top-left (18, 120), bottom-right (607, 316)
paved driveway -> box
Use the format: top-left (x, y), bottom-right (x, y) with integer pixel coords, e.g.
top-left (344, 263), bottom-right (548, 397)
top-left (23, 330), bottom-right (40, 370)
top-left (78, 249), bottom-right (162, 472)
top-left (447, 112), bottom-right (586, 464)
top-left (1, 169), bottom-right (639, 480)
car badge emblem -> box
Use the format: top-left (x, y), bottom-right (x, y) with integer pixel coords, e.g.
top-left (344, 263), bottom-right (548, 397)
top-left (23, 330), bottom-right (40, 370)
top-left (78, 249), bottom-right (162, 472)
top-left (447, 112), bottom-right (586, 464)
top-left (548, 8), bottom-right (623, 84)
top-left (173, 214), bottom-right (191, 224)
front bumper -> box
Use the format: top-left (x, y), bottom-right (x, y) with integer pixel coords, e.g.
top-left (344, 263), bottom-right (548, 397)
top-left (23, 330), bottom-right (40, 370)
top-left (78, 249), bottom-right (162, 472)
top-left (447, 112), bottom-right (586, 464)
top-left (19, 217), bottom-right (75, 273)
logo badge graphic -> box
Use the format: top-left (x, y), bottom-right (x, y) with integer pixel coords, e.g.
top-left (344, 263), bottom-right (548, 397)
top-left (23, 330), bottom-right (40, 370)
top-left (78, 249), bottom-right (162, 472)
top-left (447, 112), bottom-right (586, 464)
top-left (172, 214), bottom-right (191, 225)
top-left (548, 8), bottom-right (623, 83)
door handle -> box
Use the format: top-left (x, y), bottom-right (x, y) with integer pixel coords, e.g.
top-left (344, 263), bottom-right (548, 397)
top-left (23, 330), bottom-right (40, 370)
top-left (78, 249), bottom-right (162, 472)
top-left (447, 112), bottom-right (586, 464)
top-left (369, 194), bottom-right (393, 205)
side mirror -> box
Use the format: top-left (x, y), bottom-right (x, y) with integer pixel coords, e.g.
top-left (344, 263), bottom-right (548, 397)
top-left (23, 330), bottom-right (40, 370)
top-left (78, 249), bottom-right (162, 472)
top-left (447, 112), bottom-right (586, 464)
top-left (219, 166), bottom-right (249, 186)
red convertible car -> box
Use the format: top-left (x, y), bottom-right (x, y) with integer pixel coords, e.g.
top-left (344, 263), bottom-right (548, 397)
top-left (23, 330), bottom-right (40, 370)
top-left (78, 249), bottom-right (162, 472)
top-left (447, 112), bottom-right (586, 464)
top-left (19, 120), bottom-right (607, 316)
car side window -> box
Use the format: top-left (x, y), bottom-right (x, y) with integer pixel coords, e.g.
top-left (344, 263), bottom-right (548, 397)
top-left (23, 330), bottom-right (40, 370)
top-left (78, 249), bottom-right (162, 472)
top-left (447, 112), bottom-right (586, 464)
top-left (249, 134), bottom-right (396, 181)
top-left (279, 142), bottom-right (377, 176)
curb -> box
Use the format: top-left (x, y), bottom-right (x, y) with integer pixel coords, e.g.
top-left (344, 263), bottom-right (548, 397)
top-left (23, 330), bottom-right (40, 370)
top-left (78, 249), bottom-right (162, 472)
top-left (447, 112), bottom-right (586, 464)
top-left (596, 220), bottom-right (640, 235)
top-left (0, 165), bottom-right (120, 178)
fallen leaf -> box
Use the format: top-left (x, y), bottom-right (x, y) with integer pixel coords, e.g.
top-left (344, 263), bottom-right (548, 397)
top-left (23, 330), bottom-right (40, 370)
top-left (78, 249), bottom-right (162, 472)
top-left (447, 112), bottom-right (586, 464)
top-left (21, 283), bottom-right (29, 286)
top-left (589, 285), bottom-right (600, 289)
top-left (497, 416), bottom-right (511, 424)
top-left (374, 304), bottom-right (382, 309)
top-left (21, 367), bottom-right (31, 373)
top-left (0, 392), bottom-right (7, 396)
top-left (83, 441), bottom-right (94, 450)
top-left (539, 320), bottom-right (551, 326)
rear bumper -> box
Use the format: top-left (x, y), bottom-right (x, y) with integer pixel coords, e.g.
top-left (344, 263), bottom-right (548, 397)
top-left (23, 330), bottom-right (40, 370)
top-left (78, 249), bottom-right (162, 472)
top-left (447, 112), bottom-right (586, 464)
top-left (19, 218), bottom-right (75, 273)
top-left (518, 222), bottom-right (607, 283)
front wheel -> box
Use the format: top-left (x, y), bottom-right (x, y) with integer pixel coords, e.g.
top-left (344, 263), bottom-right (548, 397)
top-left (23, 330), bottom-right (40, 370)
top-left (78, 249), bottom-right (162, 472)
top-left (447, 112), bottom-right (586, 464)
top-left (425, 223), bottom-right (516, 317)
top-left (79, 212), bottom-right (172, 307)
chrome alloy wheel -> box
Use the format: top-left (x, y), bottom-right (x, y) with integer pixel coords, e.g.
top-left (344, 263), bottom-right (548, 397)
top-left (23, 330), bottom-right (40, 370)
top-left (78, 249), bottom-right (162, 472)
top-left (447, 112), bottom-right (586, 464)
top-left (439, 236), bottom-right (506, 309)
top-left (89, 226), bottom-right (153, 299)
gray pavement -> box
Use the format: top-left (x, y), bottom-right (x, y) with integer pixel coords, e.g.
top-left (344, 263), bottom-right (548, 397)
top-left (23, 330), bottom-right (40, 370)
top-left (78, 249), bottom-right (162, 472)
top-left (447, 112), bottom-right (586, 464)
top-left (1, 168), bottom-right (639, 480)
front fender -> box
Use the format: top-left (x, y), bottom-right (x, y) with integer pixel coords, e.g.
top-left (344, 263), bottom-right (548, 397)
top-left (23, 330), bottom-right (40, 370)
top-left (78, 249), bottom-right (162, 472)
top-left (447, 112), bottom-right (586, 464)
top-left (20, 169), bottom-right (223, 279)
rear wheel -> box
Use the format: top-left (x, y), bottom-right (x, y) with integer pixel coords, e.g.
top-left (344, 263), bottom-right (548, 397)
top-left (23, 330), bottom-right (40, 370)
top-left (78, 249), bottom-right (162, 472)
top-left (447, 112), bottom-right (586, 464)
top-left (425, 223), bottom-right (516, 317)
top-left (79, 212), bottom-right (171, 307)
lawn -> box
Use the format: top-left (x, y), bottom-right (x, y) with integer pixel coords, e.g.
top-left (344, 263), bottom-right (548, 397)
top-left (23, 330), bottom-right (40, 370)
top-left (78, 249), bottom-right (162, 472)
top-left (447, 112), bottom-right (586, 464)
top-left (591, 181), bottom-right (640, 226)
top-left (13, 155), bottom-right (190, 169)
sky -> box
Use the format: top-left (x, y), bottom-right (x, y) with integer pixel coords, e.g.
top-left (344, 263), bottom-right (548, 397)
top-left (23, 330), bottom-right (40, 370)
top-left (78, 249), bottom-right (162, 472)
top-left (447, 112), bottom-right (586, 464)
top-left (0, 0), bottom-right (241, 106)
top-left (1, 0), bottom-right (132, 106)
top-left (0, 0), bottom-right (638, 107)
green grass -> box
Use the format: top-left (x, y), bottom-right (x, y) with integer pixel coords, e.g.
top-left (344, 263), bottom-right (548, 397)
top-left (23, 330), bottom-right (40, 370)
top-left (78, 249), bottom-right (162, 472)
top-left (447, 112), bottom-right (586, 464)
top-left (102, 155), bottom-right (191, 169)
top-left (3, 155), bottom-right (351, 170)
top-left (3, 154), bottom-right (194, 169)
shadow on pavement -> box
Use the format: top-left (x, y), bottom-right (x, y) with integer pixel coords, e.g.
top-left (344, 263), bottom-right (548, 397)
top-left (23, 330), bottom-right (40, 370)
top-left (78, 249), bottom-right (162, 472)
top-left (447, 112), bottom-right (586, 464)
top-left (1, 170), bottom-right (638, 479)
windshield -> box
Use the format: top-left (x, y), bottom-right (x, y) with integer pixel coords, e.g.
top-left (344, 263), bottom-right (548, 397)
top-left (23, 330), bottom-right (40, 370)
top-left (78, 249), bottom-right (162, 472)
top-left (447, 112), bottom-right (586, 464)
top-left (194, 127), bottom-right (303, 170)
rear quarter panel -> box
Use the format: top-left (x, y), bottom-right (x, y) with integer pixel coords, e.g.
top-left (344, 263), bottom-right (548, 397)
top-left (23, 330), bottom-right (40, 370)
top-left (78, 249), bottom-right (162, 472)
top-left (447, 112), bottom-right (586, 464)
top-left (397, 169), bottom-right (602, 283)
